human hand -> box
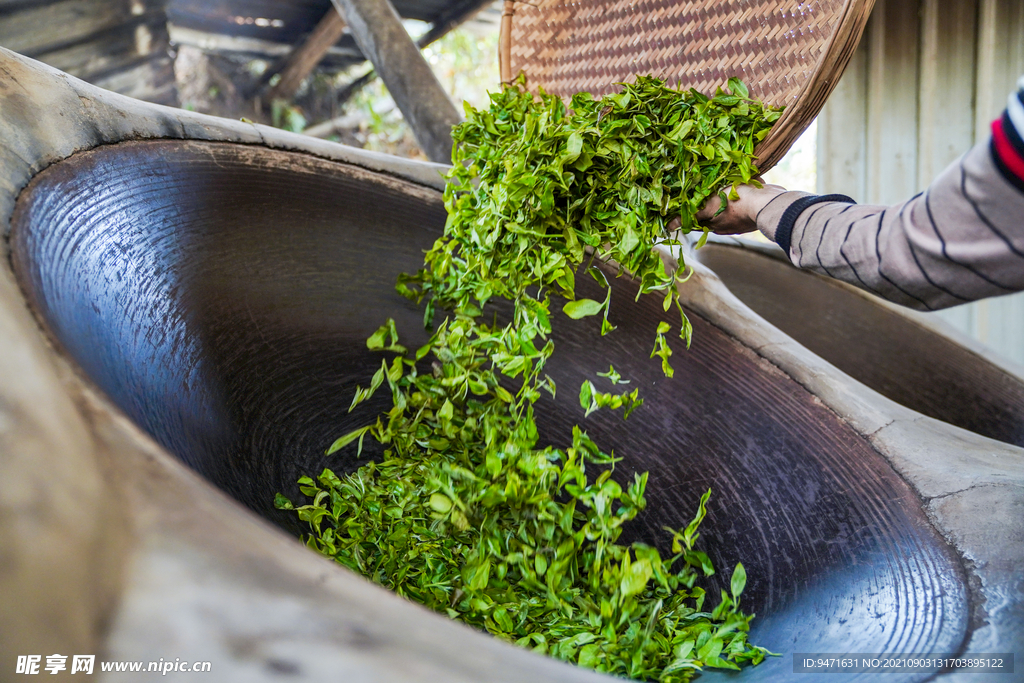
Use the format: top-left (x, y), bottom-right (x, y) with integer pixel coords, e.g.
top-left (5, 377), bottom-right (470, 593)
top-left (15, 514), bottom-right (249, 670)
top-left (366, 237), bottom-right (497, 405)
top-left (695, 182), bottom-right (787, 235)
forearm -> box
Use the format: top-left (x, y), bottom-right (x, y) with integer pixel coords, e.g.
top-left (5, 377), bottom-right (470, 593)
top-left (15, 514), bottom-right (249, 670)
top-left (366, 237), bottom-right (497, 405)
top-left (757, 135), bottom-right (1024, 310)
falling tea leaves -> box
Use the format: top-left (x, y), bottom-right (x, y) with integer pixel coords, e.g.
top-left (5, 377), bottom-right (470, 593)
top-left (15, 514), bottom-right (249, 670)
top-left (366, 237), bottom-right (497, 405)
top-left (277, 76), bottom-right (780, 681)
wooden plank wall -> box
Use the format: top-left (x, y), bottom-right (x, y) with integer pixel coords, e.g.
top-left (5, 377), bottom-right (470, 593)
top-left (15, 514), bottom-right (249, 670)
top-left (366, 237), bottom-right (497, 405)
top-left (0, 0), bottom-right (177, 105)
top-left (817, 0), bottom-right (1024, 365)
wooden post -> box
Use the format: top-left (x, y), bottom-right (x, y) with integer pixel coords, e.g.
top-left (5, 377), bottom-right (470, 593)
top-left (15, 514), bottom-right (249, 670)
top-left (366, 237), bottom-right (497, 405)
top-left (331, 0), bottom-right (462, 163)
top-left (334, 0), bottom-right (491, 109)
top-left (499, 1), bottom-right (514, 84)
top-left (265, 8), bottom-right (348, 102)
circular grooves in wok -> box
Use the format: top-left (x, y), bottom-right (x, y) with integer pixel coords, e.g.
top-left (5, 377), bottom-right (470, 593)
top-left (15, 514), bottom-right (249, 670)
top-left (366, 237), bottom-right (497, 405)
top-left (698, 243), bottom-right (1024, 447)
top-left (11, 140), bottom-right (967, 681)
top-left (505, 0), bottom-right (874, 170)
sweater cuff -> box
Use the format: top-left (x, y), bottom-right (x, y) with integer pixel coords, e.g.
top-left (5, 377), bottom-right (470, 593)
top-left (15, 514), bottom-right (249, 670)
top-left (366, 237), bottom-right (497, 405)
top-left (991, 112), bottom-right (1024, 193)
top-left (758, 192), bottom-right (857, 258)
top-left (755, 191), bottom-right (813, 244)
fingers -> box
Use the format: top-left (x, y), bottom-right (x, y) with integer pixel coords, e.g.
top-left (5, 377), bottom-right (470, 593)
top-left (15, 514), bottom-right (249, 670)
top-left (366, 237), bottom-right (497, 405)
top-left (696, 188), bottom-right (752, 235)
top-left (696, 183), bottom-right (788, 235)
top-left (695, 193), bottom-right (722, 223)
top-left (677, 183), bottom-right (791, 237)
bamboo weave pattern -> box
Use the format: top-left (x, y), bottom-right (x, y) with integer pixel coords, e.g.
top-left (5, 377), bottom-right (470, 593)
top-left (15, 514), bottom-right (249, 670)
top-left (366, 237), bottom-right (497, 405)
top-left (508, 0), bottom-right (846, 109)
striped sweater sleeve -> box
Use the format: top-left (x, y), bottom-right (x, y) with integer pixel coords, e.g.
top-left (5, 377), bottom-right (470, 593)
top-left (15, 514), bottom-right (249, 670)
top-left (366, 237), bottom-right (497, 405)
top-left (756, 76), bottom-right (1024, 311)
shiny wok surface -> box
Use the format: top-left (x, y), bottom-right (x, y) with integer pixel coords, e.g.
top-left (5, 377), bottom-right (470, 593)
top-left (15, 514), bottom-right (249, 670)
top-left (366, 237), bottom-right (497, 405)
top-left (10, 140), bottom-right (969, 681)
top-left (697, 243), bottom-right (1024, 448)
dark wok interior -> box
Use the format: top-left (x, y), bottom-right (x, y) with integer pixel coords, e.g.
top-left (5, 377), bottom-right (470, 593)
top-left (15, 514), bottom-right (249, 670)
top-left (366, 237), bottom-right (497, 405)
top-left (697, 243), bottom-right (1024, 447)
top-left (10, 140), bottom-right (970, 681)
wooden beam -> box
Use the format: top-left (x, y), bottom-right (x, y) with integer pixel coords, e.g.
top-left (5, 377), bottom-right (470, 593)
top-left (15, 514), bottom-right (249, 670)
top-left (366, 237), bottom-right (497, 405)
top-left (303, 101), bottom-right (395, 138)
top-left (0, 0), bottom-right (162, 56)
top-left (333, 1), bottom-right (490, 110)
top-left (265, 8), bottom-right (347, 102)
top-left (414, 0), bottom-right (492, 48)
top-left (334, 69), bottom-right (377, 107)
top-left (330, 0), bottom-right (462, 163)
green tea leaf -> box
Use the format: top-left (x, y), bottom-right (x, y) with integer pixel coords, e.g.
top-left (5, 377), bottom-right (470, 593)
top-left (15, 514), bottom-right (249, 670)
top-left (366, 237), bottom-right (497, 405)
top-left (563, 298), bottom-right (604, 319)
top-left (727, 76), bottom-right (749, 98)
top-left (565, 131), bottom-right (583, 162)
top-left (731, 562), bottom-right (747, 600)
top-left (429, 492), bottom-right (453, 513)
top-left (620, 557), bottom-right (653, 597)
top-left (326, 425), bottom-right (372, 455)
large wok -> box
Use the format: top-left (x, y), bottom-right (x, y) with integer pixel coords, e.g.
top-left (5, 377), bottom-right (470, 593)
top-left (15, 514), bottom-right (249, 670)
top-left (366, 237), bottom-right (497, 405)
top-left (0, 50), bottom-right (1020, 681)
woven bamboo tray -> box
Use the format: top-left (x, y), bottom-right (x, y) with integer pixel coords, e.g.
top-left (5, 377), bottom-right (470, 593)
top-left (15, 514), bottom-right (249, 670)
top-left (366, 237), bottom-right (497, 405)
top-left (498, 0), bottom-right (875, 172)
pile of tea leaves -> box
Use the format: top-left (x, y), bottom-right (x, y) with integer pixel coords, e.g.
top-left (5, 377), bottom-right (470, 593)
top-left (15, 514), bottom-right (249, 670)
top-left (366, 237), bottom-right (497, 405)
top-left (276, 76), bottom-right (780, 680)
